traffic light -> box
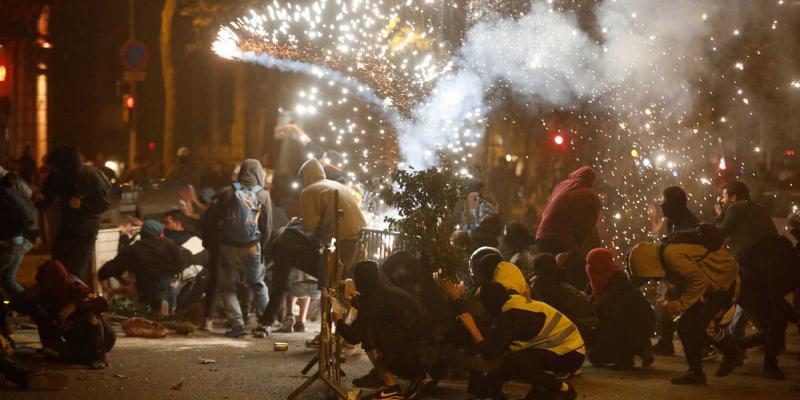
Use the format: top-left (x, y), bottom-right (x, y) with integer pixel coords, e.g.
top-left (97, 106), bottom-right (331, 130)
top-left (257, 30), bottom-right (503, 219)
top-left (125, 95), bottom-right (135, 109)
top-left (553, 134), bottom-right (565, 146)
top-left (122, 95), bottom-right (135, 123)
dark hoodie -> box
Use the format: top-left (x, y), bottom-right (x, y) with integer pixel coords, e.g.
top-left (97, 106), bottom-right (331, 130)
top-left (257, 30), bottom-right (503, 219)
top-left (535, 166), bottom-right (601, 249)
top-left (38, 146), bottom-right (111, 236)
top-left (201, 159), bottom-right (273, 248)
top-left (336, 261), bottom-right (433, 367)
top-left (530, 254), bottom-right (598, 340)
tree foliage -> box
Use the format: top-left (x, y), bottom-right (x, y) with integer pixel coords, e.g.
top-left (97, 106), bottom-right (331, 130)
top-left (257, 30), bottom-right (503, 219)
top-left (381, 167), bottom-right (468, 279)
top-left (179, 0), bottom-right (260, 51)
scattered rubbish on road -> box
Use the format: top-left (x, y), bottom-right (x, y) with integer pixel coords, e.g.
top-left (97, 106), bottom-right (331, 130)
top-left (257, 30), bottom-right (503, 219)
top-left (171, 381), bottom-right (184, 390)
top-left (122, 317), bottom-right (168, 338)
top-left (198, 357), bottom-right (216, 364)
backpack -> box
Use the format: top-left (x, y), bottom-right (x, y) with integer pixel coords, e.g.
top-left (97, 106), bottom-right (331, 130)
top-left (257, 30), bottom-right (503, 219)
top-left (220, 182), bottom-right (262, 245)
top-left (661, 223), bottom-right (726, 253)
top-left (0, 187), bottom-right (36, 240)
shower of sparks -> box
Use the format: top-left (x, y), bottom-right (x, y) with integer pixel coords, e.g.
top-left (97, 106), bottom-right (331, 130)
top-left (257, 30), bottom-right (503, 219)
top-left (214, 0), bottom-right (795, 251)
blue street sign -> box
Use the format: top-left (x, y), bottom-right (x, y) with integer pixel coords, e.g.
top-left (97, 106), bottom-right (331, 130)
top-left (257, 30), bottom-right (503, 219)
top-left (120, 40), bottom-right (149, 71)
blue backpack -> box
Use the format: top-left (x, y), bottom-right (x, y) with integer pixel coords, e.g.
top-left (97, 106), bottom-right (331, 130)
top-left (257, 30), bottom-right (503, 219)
top-left (221, 182), bottom-right (262, 245)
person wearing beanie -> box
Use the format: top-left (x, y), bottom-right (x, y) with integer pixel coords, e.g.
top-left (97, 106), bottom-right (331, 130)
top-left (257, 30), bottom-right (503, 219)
top-left (584, 248), bottom-right (655, 369)
top-left (335, 261), bottom-right (437, 400)
top-left (531, 253), bottom-right (598, 345)
top-left (464, 282), bottom-right (584, 400)
top-left (16, 260), bottom-right (115, 370)
top-left (459, 179), bottom-right (496, 233)
top-left (99, 220), bottom-right (201, 318)
top-left (33, 146), bottom-right (111, 284)
top-left (629, 241), bottom-right (743, 385)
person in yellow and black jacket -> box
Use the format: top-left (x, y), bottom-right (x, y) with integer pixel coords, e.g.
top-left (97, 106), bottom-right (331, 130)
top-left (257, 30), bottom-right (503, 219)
top-left (461, 281), bottom-right (584, 400)
top-left (629, 240), bottom-right (743, 385)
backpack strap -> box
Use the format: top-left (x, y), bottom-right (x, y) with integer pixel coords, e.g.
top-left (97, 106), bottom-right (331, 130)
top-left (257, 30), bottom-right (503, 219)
top-left (250, 185), bottom-right (262, 193)
top-left (232, 182), bottom-right (242, 191)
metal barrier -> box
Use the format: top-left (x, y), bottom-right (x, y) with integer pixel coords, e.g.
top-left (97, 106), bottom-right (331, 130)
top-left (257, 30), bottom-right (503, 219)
top-left (357, 228), bottom-right (400, 263)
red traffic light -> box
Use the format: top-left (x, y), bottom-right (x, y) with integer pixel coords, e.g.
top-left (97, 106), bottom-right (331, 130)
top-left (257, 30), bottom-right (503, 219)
top-left (125, 95), bottom-right (135, 109)
top-left (553, 134), bottom-right (565, 146)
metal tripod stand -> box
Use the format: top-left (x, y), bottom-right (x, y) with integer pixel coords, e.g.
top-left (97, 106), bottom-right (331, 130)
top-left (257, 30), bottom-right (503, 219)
top-left (288, 190), bottom-right (359, 400)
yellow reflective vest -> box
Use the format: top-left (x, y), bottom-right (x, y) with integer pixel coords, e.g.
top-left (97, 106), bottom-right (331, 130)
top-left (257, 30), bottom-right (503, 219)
top-left (502, 294), bottom-right (586, 356)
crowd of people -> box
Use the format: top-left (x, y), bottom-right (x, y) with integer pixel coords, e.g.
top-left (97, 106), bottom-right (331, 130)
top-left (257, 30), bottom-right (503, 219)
top-left (1, 145), bottom-right (799, 399)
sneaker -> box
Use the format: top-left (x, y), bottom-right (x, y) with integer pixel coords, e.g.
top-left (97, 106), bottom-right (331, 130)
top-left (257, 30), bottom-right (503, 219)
top-left (640, 343), bottom-right (655, 367)
top-left (252, 325), bottom-right (270, 339)
top-left (224, 325), bottom-right (245, 338)
top-left (701, 347), bottom-right (719, 362)
top-left (763, 364), bottom-right (786, 380)
top-left (90, 360), bottom-right (108, 370)
top-left (198, 318), bottom-right (213, 331)
top-left (554, 383), bottom-right (577, 400)
top-left (406, 373), bottom-right (434, 400)
top-left (25, 372), bottom-right (69, 391)
top-left (294, 321), bottom-right (306, 333)
top-left (278, 316), bottom-right (296, 333)
top-left (305, 335), bottom-right (322, 348)
top-left (715, 350), bottom-right (744, 377)
top-left (670, 370), bottom-right (707, 385)
top-left (653, 341), bottom-right (675, 356)
top-left (352, 368), bottom-right (383, 389)
top-left (367, 385), bottom-right (403, 400)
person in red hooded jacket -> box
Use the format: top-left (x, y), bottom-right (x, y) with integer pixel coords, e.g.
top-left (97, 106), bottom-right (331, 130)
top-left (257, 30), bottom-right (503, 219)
top-left (585, 248), bottom-right (655, 368)
top-left (536, 167), bottom-right (602, 290)
top-left (19, 260), bottom-right (115, 369)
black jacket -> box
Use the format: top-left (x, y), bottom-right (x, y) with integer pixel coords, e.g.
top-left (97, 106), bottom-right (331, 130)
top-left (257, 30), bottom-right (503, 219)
top-left (717, 200), bottom-right (779, 259)
top-left (664, 207), bottom-right (698, 235)
top-left (202, 160), bottom-right (272, 248)
top-left (98, 237), bottom-right (199, 281)
top-left (1, 170), bottom-right (38, 240)
top-left (531, 274), bottom-right (598, 338)
top-left (591, 271), bottom-right (655, 352)
top-left (38, 148), bottom-right (110, 237)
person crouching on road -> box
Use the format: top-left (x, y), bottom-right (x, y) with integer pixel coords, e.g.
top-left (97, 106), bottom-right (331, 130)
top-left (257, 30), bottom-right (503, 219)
top-left (21, 260), bottom-right (115, 370)
top-left (462, 282), bottom-right (584, 400)
top-left (335, 261), bottom-right (438, 400)
top-left (584, 248), bottom-right (655, 368)
top-left (628, 241), bottom-right (743, 385)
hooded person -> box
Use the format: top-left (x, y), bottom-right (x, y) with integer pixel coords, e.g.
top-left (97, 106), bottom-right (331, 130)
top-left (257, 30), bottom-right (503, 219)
top-left (467, 282), bottom-right (584, 400)
top-left (99, 220), bottom-right (200, 317)
top-left (201, 159), bottom-right (273, 338)
top-left (628, 242), bottom-right (743, 385)
top-left (335, 261), bottom-right (437, 400)
top-left (584, 248), bottom-right (655, 368)
top-left (661, 186), bottom-right (699, 235)
top-left (21, 260), bottom-right (115, 369)
top-left (34, 146), bottom-right (111, 283)
top-left (530, 253), bottom-right (598, 345)
top-left (535, 166), bottom-right (602, 291)
top-left (298, 158), bottom-right (366, 269)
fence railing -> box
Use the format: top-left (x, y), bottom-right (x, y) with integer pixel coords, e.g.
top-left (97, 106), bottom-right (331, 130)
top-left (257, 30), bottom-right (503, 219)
top-left (357, 228), bottom-right (400, 263)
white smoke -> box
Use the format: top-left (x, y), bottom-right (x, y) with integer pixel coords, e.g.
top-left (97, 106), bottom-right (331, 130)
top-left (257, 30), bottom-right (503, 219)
top-left (398, 0), bottom-right (736, 168)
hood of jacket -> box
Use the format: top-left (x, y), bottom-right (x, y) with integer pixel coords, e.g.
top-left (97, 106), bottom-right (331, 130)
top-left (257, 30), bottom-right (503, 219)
top-left (628, 242), bottom-right (665, 279)
top-left (354, 260), bottom-right (381, 297)
top-left (494, 261), bottom-right (531, 298)
top-left (585, 248), bottom-right (620, 299)
top-left (46, 146), bottom-right (83, 175)
top-left (564, 166), bottom-right (597, 192)
top-left (299, 159), bottom-right (326, 187)
top-left (237, 159), bottom-right (266, 189)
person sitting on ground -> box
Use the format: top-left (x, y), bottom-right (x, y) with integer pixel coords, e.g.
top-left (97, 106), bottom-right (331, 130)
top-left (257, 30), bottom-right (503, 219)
top-left (530, 253), bottom-right (599, 347)
top-left (18, 260), bottom-right (115, 370)
top-left (498, 221), bottom-right (536, 279)
top-left (98, 220), bottom-right (200, 318)
top-left (163, 209), bottom-right (209, 313)
top-left (335, 261), bottom-right (438, 400)
top-left (461, 282), bottom-right (584, 400)
top-left (629, 239), bottom-right (744, 385)
top-left (584, 248), bottom-right (655, 368)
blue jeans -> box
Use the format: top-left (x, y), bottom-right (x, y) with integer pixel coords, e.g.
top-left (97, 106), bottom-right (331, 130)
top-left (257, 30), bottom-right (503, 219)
top-left (218, 244), bottom-right (268, 328)
top-left (1, 237), bottom-right (31, 295)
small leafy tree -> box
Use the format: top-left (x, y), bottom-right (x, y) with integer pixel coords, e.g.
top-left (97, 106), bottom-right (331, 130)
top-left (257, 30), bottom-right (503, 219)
top-left (381, 167), bottom-right (468, 279)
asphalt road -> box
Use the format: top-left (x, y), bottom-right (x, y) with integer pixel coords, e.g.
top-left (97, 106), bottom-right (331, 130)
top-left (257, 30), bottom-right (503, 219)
top-left (2, 321), bottom-right (800, 400)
